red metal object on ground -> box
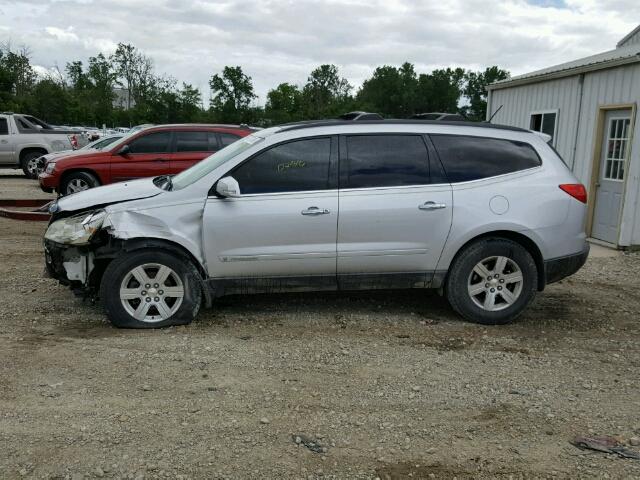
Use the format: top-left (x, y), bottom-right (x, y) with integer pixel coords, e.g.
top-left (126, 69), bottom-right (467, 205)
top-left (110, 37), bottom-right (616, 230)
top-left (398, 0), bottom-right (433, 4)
top-left (0, 199), bottom-right (52, 221)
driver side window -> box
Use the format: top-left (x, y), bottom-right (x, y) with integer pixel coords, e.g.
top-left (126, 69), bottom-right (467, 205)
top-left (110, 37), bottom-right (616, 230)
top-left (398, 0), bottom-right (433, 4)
top-left (232, 137), bottom-right (333, 194)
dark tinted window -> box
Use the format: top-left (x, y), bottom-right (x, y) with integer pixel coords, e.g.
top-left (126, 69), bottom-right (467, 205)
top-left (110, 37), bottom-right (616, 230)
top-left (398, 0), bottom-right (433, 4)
top-left (128, 132), bottom-right (171, 154)
top-left (175, 131), bottom-right (209, 152)
top-left (233, 138), bottom-right (332, 194)
top-left (207, 132), bottom-right (219, 150)
top-left (431, 135), bottom-right (541, 183)
top-left (219, 132), bottom-right (240, 147)
top-left (344, 135), bottom-right (429, 188)
top-left (0, 118), bottom-right (8, 135)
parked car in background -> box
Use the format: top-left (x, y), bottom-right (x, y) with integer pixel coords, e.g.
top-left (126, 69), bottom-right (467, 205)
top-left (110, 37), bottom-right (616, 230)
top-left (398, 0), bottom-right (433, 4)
top-left (39, 124), bottom-right (254, 195)
top-left (412, 112), bottom-right (467, 121)
top-left (0, 112), bottom-right (79, 178)
top-left (42, 119), bottom-right (588, 328)
top-left (338, 111), bottom-right (384, 120)
top-left (36, 134), bottom-right (125, 175)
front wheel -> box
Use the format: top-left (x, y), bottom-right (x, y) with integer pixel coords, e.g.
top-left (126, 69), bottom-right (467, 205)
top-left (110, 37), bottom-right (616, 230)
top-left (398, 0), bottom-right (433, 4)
top-left (61, 171), bottom-right (100, 195)
top-left (445, 238), bottom-right (538, 325)
top-left (100, 250), bottom-right (202, 328)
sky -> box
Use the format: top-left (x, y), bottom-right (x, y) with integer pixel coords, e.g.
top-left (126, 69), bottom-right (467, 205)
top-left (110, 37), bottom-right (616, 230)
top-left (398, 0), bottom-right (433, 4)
top-left (0, 0), bottom-right (639, 104)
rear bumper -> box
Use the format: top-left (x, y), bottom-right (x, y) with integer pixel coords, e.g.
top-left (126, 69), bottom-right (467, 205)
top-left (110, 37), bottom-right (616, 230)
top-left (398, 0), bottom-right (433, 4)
top-left (544, 244), bottom-right (590, 285)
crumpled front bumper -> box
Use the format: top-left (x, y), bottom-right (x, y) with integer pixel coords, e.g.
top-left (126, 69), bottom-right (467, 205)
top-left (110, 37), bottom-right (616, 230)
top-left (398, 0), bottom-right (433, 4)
top-left (44, 239), bottom-right (94, 286)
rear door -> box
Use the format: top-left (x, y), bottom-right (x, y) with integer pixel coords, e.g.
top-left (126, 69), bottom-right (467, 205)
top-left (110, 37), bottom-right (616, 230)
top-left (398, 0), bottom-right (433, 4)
top-left (110, 130), bottom-right (173, 182)
top-left (337, 134), bottom-right (453, 288)
top-left (171, 130), bottom-right (219, 174)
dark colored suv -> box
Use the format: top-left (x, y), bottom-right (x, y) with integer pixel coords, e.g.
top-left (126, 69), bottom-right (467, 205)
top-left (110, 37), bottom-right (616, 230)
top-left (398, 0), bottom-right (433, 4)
top-left (38, 124), bottom-right (254, 195)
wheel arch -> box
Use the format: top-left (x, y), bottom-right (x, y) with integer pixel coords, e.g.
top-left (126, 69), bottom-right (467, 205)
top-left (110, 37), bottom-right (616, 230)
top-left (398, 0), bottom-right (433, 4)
top-left (19, 146), bottom-right (48, 162)
top-left (59, 168), bottom-right (103, 189)
top-left (441, 230), bottom-right (546, 291)
top-left (94, 236), bottom-right (212, 307)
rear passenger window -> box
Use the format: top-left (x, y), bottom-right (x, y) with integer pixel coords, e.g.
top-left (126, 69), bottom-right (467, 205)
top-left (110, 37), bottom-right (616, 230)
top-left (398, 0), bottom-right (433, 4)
top-left (431, 135), bottom-right (541, 183)
top-left (0, 118), bottom-right (8, 135)
top-left (128, 132), bottom-right (171, 154)
top-left (175, 131), bottom-right (209, 152)
top-left (233, 137), bottom-right (332, 194)
top-left (219, 133), bottom-right (240, 147)
top-left (344, 135), bottom-right (429, 188)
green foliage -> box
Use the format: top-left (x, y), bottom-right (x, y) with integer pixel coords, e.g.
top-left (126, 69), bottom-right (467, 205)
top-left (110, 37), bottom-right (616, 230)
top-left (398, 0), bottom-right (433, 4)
top-left (462, 66), bottom-right (510, 121)
top-left (0, 41), bottom-right (509, 127)
top-left (209, 66), bottom-right (257, 123)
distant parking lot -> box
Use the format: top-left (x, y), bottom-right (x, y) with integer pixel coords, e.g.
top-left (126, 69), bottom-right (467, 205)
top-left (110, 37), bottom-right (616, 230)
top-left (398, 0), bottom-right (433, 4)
top-left (1, 173), bottom-right (639, 479)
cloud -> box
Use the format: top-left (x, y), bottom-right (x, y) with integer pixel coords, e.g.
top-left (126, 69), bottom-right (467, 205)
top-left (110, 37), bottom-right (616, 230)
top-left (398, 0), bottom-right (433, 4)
top-left (1, 0), bottom-right (638, 103)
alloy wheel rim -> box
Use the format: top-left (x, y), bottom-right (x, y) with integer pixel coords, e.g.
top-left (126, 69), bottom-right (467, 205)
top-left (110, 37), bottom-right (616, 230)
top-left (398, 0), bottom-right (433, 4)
top-left (467, 256), bottom-right (523, 311)
top-left (27, 157), bottom-right (39, 175)
top-left (66, 178), bottom-right (89, 194)
top-left (119, 263), bottom-right (184, 323)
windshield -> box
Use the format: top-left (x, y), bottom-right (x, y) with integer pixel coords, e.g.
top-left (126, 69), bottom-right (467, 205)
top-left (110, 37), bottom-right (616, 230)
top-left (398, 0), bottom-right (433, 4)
top-left (172, 134), bottom-right (264, 190)
top-left (82, 135), bottom-right (123, 150)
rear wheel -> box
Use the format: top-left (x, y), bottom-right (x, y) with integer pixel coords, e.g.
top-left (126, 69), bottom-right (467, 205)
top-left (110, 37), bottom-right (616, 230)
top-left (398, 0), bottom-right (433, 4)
top-left (100, 250), bottom-right (202, 328)
top-left (61, 171), bottom-right (100, 195)
top-left (21, 151), bottom-right (44, 179)
top-left (445, 238), bottom-right (537, 325)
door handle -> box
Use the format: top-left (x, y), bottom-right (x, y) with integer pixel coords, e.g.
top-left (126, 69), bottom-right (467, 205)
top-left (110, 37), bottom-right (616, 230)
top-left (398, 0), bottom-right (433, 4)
top-left (301, 206), bottom-right (330, 216)
top-left (419, 201), bottom-right (447, 211)
top-left (0, 140), bottom-right (7, 144)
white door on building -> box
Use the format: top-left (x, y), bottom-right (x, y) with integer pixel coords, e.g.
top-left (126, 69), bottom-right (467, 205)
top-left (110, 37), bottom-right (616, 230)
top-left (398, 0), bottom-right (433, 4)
top-left (592, 110), bottom-right (632, 244)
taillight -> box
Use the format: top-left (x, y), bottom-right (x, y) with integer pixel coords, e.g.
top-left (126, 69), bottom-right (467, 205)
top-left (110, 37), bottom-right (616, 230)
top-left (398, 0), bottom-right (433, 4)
top-left (559, 184), bottom-right (587, 204)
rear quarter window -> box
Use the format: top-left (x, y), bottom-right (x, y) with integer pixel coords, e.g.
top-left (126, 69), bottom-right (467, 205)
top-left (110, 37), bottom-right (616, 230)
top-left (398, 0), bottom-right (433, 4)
top-left (430, 134), bottom-right (541, 183)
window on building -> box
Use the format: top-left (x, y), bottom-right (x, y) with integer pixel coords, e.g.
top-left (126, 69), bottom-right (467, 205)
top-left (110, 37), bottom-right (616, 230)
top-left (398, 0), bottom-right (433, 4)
top-left (430, 135), bottom-right (541, 183)
top-left (343, 135), bottom-right (430, 188)
top-left (232, 137), bottom-right (332, 194)
top-left (530, 111), bottom-right (557, 145)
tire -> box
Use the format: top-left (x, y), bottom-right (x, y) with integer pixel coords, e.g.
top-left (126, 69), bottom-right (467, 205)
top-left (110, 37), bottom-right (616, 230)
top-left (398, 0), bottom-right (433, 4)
top-left (21, 151), bottom-right (44, 179)
top-left (445, 238), bottom-right (537, 325)
top-left (100, 250), bottom-right (202, 329)
top-left (61, 171), bottom-right (100, 195)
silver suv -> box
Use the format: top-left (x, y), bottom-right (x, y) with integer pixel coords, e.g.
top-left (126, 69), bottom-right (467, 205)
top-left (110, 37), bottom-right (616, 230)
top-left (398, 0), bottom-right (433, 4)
top-left (43, 120), bottom-right (589, 328)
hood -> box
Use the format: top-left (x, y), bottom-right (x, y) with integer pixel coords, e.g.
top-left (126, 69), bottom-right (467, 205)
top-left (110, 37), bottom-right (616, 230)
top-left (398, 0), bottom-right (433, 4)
top-left (44, 149), bottom-right (95, 162)
top-left (52, 177), bottom-right (163, 213)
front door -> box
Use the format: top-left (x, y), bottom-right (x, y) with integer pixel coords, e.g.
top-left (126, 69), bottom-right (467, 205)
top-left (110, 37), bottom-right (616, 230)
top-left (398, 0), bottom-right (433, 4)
top-left (592, 110), bottom-right (632, 244)
top-left (202, 136), bottom-right (339, 281)
top-left (337, 134), bottom-right (453, 288)
top-left (110, 130), bottom-right (173, 182)
top-left (0, 116), bottom-right (14, 165)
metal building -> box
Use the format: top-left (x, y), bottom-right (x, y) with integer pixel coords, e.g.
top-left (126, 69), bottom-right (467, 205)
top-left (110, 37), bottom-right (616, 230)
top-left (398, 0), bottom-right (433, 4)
top-left (487, 25), bottom-right (640, 248)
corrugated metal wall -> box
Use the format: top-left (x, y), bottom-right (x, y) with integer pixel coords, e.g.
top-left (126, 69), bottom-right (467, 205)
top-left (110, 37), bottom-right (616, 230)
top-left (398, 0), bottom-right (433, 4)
top-left (620, 30), bottom-right (640, 48)
top-left (488, 63), bottom-right (640, 246)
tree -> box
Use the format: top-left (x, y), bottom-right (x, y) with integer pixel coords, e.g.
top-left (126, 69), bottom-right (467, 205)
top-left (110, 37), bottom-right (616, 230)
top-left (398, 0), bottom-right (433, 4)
top-left (415, 67), bottom-right (465, 114)
top-left (87, 53), bottom-right (117, 123)
top-left (0, 43), bottom-right (36, 110)
top-left (209, 66), bottom-right (256, 123)
top-left (358, 62), bottom-right (420, 117)
top-left (463, 66), bottom-right (510, 121)
top-left (302, 64), bottom-right (352, 118)
top-left (265, 82), bottom-right (302, 125)
top-left (178, 83), bottom-right (202, 122)
top-left (112, 43), bottom-right (153, 110)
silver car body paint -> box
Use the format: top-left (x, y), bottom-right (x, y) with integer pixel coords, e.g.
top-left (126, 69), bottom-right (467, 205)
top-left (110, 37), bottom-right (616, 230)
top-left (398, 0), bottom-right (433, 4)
top-left (52, 122), bottom-right (587, 285)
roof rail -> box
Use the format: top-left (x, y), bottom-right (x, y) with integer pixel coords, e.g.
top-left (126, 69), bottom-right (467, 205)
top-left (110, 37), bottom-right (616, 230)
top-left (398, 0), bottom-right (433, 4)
top-left (278, 119), bottom-right (529, 133)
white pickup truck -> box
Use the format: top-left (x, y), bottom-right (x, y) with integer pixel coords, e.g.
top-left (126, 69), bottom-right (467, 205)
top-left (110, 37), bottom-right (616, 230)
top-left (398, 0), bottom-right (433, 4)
top-left (0, 112), bottom-right (77, 178)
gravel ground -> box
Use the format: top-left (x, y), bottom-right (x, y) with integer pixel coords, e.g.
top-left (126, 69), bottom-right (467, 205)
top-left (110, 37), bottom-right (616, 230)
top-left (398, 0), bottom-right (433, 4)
top-left (1, 176), bottom-right (640, 479)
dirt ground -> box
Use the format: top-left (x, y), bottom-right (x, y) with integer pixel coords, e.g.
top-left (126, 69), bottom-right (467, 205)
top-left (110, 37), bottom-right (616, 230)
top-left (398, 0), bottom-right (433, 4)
top-left (1, 173), bottom-right (640, 479)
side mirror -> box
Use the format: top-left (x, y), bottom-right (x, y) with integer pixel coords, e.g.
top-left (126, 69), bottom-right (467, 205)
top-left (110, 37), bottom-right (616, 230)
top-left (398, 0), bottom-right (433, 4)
top-left (215, 176), bottom-right (241, 198)
top-left (117, 144), bottom-right (130, 156)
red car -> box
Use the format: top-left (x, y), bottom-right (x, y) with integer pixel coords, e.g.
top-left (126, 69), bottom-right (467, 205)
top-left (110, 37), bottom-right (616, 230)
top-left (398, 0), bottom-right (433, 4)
top-left (39, 124), bottom-right (254, 195)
